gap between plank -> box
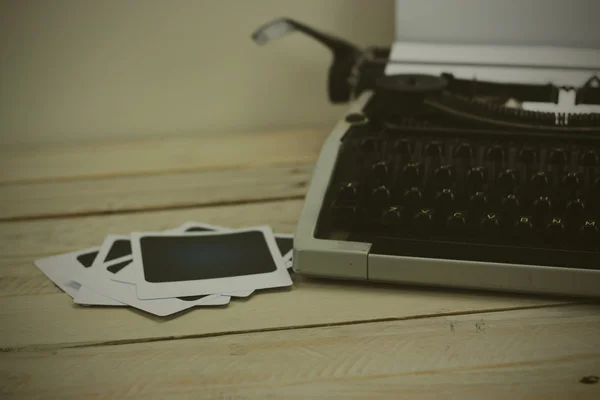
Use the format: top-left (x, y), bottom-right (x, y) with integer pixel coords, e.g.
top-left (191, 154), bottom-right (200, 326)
top-left (0, 161), bottom-right (313, 187)
top-left (0, 301), bottom-right (586, 353)
top-left (0, 195), bottom-right (306, 223)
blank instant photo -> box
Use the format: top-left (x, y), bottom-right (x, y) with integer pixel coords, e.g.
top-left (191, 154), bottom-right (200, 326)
top-left (130, 226), bottom-right (293, 299)
top-left (34, 247), bottom-right (122, 306)
top-left (73, 234), bottom-right (230, 316)
top-left (274, 233), bottom-right (293, 263)
top-left (108, 222), bottom-right (254, 298)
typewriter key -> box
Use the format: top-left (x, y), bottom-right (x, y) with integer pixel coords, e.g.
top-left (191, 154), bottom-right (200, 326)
top-left (393, 139), bottom-right (412, 156)
top-left (435, 188), bottom-right (455, 210)
top-left (531, 172), bottom-right (549, 193)
top-left (501, 194), bottom-right (520, 215)
top-left (434, 165), bottom-right (453, 181)
top-left (547, 217), bottom-right (566, 245)
top-left (382, 207), bottom-right (401, 226)
top-left (562, 172), bottom-right (580, 191)
top-left (403, 187), bottom-right (422, 209)
top-left (425, 142), bottom-right (443, 158)
top-left (481, 213), bottom-right (501, 234)
top-left (515, 217), bottom-right (534, 237)
top-left (371, 161), bottom-right (389, 183)
top-left (454, 143), bottom-right (473, 159)
top-left (447, 211), bottom-right (467, 232)
top-left (498, 169), bottom-right (517, 192)
top-left (413, 209), bottom-right (433, 236)
top-left (533, 196), bottom-right (552, 215)
top-left (469, 192), bottom-right (488, 212)
top-left (371, 186), bottom-right (391, 209)
top-left (403, 163), bottom-right (422, 187)
top-left (580, 150), bottom-right (599, 167)
top-left (581, 220), bottom-right (599, 242)
top-left (548, 148), bottom-right (568, 165)
top-left (567, 199), bottom-right (585, 217)
top-left (518, 148), bottom-right (537, 164)
top-left (467, 167), bottom-right (486, 192)
top-left (486, 146), bottom-right (504, 163)
top-left (338, 182), bottom-right (359, 203)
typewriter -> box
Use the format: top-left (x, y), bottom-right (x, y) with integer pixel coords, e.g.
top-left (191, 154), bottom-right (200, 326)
top-left (252, 13), bottom-right (600, 298)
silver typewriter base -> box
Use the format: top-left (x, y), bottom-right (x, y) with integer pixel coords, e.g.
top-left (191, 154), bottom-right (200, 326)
top-left (292, 92), bottom-right (600, 298)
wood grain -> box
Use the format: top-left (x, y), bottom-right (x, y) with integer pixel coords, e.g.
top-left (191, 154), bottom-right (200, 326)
top-left (0, 164), bottom-right (313, 220)
top-left (0, 278), bottom-right (575, 350)
top-left (0, 199), bottom-right (578, 349)
top-left (0, 129), bottom-right (327, 184)
top-left (0, 199), bottom-right (303, 261)
top-left (2, 305), bottom-right (599, 399)
top-left (0, 258), bottom-right (58, 298)
top-left (2, 128), bottom-right (597, 399)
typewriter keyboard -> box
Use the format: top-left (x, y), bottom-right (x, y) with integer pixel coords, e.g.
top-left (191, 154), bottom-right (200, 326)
top-left (315, 121), bottom-right (600, 270)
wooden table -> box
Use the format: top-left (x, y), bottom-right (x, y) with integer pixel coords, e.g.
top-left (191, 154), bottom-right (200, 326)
top-left (1, 129), bottom-right (599, 399)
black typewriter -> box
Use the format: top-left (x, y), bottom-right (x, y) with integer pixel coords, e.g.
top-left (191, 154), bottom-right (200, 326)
top-left (252, 18), bottom-right (600, 298)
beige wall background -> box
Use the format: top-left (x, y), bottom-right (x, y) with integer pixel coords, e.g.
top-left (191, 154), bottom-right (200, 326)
top-left (0, 0), bottom-right (395, 146)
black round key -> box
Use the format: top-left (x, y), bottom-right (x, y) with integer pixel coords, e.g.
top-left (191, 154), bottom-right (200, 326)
top-left (548, 217), bottom-right (565, 230)
top-left (371, 186), bottom-right (391, 208)
top-left (435, 188), bottom-right (455, 209)
top-left (501, 194), bottom-right (520, 214)
top-left (372, 161), bottom-right (389, 181)
top-left (498, 169), bottom-right (517, 191)
top-left (515, 216), bottom-right (534, 238)
top-left (469, 192), bottom-right (488, 212)
top-left (547, 217), bottom-right (565, 242)
top-left (567, 199), bottom-right (585, 216)
top-left (481, 213), bottom-right (501, 233)
top-left (413, 209), bottom-right (433, 234)
top-left (518, 148), bottom-right (537, 164)
top-left (562, 172), bottom-right (580, 190)
top-left (533, 196), bottom-right (552, 217)
top-left (548, 148), bottom-right (567, 165)
top-left (486, 146), bottom-right (504, 163)
top-left (403, 163), bottom-right (421, 186)
top-left (580, 150), bottom-right (599, 167)
top-left (454, 143), bottom-right (473, 159)
top-left (393, 139), bottom-right (412, 155)
top-left (382, 207), bottom-right (401, 226)
top-left (404, 187), bottom-right (422, 208)
top-left (467, 167), bottom-right (485, 190)
top-left (531, 172), bottom-right (549, 191)
top-left (434, 165), bottom-right (453, 182)
top-left (338, 182), bottom-right (358, 203)
top-left (581, 220), bottom-right (599, 245)
top-left (425, 142), bottom-right (443, 158)
top-left (447, 211), bottom-right (467, 231)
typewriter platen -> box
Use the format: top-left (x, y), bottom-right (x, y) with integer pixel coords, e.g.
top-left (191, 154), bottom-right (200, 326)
top-left (253, 18), bottom-right (600, 297)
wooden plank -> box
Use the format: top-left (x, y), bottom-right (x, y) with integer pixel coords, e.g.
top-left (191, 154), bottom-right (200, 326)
top-left (0, 200), bottom-right (577, 349)
top-left (2, 306), bottom-right (599, 399)
top-left (0, 276), bottom-right (575, 350)
top-left (0, 164), bottom-right (313, 221)
top-left (0, 129), bottom-right (327, 184)
top-left (0, 258), bottom-right (57, 298)
top-left (0, 199), bottom-right (304, 260)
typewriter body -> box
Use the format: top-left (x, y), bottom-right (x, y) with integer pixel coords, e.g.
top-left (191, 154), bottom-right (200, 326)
top-left (253, 4), bottom-right (600, 298)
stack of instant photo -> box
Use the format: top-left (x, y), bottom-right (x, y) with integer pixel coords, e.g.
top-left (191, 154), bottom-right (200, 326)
top-left (34, 222), bottom-right (294, 317)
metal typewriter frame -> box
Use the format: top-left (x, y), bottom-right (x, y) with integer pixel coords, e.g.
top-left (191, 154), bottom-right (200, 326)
top-left (293, 91), bottom-right (600, 298)
top-left (251, 17), bottom-right (600, 297)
